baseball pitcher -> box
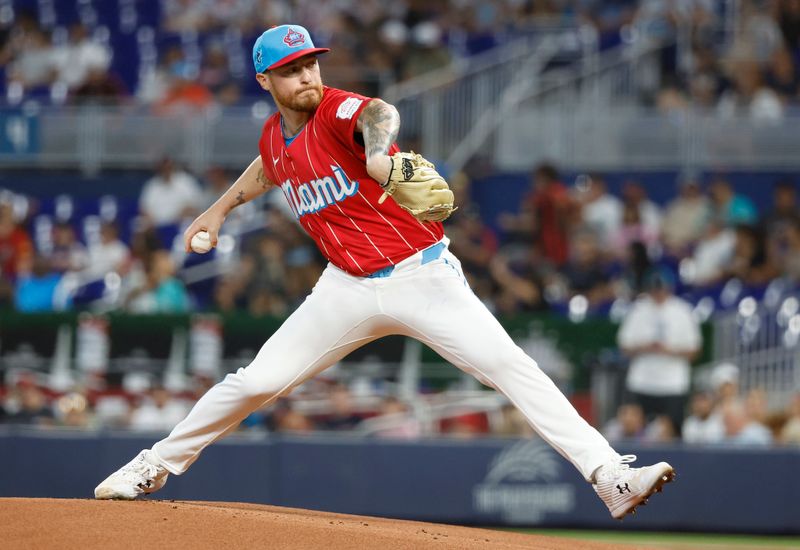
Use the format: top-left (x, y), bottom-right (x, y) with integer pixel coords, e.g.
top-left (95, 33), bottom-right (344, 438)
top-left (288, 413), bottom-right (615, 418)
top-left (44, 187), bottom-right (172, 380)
top-left (95, 25), bottom-right (674, 520)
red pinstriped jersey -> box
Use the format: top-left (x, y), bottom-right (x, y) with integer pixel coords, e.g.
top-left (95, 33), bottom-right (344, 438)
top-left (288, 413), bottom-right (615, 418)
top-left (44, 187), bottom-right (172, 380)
top-left (258, 86), bottom-right (444, 276)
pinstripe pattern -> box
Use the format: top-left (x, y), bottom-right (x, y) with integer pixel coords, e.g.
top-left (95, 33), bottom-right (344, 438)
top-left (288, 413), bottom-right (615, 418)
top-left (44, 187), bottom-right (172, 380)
top-left (258, 86), bottom-right (443, 276)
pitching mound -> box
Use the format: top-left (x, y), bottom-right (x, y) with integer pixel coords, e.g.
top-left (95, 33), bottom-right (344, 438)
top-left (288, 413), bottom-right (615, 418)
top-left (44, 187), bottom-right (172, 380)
top-left (3, 498), bottom-right (645, 549)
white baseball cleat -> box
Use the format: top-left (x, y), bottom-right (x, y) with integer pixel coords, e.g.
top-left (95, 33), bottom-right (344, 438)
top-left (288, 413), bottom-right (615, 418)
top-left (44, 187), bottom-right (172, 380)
top-left (94, 449), bottom-right (169, 500)
top-left (593, 455), bottom-right (675, 519)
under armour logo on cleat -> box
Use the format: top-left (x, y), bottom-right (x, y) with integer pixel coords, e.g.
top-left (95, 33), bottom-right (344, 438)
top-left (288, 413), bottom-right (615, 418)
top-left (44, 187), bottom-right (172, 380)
top-left (616, 483), bottom-right (631, 494)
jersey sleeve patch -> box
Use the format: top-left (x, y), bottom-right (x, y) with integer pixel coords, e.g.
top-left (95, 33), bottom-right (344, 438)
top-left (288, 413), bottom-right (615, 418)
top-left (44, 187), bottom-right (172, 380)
top-left (336, 97), bottom-right (363, 120)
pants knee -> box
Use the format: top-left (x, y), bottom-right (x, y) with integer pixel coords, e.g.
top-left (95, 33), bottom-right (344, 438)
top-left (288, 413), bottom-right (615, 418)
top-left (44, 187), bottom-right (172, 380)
top-left (236, 366), bottom-right (293, 400)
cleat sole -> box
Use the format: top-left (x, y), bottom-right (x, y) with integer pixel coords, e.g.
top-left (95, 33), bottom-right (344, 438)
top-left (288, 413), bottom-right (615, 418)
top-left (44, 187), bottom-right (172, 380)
top-left (615, 466), bottom-right (676, 520)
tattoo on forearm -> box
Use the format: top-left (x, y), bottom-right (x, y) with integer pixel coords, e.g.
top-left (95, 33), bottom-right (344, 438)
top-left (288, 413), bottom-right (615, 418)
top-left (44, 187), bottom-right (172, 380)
top-left (361, 100), bottom-right (400, 158)
top-left (235, 190), bottom-right (245, 206)
top-left (257, 168), bottom-right (269, 190)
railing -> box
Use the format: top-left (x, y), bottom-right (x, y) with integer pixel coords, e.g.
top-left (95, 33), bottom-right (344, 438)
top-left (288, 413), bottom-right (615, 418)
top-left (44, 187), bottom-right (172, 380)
top-left (704, 289), bottom-right (800, 408)
top-left (4, 103), bottom-right (800, 174)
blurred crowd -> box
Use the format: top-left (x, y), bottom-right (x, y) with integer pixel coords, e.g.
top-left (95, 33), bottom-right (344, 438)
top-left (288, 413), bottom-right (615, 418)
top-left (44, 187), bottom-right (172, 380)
top-left (1, 158), bottom-right (798, 318)
top-left (653, 0), bottom-right (800, 120)
top-left (2, 1), bottom-right (800, 115)
top-left (453, 164), bottom-right (799, 319)
top-left (1, 155), bottom-right (799, 448)
top-left (604, 363), bottom-right (800, 448)
top-left (0, 371), bottom-right (502, 440)
top-left (3, 356), bottom-right (800, 449)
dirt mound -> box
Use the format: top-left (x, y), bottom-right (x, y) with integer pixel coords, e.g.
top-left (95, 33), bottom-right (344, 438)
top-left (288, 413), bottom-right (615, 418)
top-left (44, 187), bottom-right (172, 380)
top-left (2, 498), bottom-right (646, 549)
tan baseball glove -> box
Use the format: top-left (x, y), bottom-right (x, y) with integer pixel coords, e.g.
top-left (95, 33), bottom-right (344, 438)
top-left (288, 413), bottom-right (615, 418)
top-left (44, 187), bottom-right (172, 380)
top-left (377, 152), bottom-right (456, 222)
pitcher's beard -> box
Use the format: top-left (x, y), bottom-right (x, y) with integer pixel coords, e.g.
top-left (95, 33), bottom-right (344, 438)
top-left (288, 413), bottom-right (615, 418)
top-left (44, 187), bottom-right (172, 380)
top-left (276, 85), bottom-right (323, 112)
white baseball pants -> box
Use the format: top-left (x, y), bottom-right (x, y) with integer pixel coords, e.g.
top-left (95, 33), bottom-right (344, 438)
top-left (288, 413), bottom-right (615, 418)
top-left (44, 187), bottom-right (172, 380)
top-left (152, 241), bottom-right (620, 481)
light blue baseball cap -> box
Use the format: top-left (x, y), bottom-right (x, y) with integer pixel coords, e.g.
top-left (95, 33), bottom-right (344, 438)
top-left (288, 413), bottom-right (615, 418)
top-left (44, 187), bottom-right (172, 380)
top-left (252, 25), bottom-right (330, 73)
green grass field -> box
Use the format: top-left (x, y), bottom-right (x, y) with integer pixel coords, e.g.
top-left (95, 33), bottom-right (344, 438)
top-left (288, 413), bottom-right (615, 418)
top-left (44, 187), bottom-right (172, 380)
top-left (506, 529), bottom-right (800, 549)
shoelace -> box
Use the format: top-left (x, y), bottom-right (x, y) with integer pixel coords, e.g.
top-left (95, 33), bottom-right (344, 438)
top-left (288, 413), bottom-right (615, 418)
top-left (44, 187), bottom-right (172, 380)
top-left (120, 453), bottom-right (159, 483)
top-left (599, 454), bottom-right (638, 481)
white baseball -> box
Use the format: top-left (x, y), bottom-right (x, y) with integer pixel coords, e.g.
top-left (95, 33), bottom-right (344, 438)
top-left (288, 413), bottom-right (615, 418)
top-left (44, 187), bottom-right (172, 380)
top-left (190, 231), bottom-right (213, 254)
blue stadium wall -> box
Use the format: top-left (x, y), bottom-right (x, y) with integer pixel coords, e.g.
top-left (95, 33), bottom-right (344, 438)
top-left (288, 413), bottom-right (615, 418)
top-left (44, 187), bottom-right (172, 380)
top-left (2, 430), bottom-right (798, 534)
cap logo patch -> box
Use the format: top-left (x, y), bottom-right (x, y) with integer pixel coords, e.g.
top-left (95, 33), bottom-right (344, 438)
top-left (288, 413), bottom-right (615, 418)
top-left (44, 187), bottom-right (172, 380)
top-left (283, 28), bottom-right (306, 47)
top-left (255, 49), bottom-right (263, 65)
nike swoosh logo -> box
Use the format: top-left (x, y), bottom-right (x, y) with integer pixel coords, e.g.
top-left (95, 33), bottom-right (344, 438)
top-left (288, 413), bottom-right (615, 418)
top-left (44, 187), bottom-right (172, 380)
top-left (273, 157), bottom-right (280, 165)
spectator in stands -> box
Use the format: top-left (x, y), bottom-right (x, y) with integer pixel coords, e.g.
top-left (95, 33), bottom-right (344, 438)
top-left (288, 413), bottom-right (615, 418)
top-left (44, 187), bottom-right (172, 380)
top-left (83, 222), bottom-right (130, 278)
top-left (781, 219), bottom-right (800, 282)
top-left (709, 176), bottom-right (759, 227)
top-left (404, 22), bottom-right (452, 80)
top-left (137, 45), bottom-right (185, 104)
top-left (720, 399), bottom-right (773, 446)
top-left (492, 402), bottom-right (535, 438)
top-left (710, 362), bottom-right (740, 405)
top-left (448, 209), bottom-right (498, 301)
top-left (578, 0), bottom-right (637, 50)
top-left (48, 222), bottom-right (89, 274)
top-left (154, 61), bottom-right (215, 115)
top-left (125, 249), bottom-right (190, 313)
top-left (55, 391), bottom-right (96, 429)
top-left (13, 254), bottom-right (60, 312)
top-left (621, 180), bottom-right (662, 240)
top-left (320, 384), bottom-right (362, 431)
top-left (562, 231), bottom-right (614, 307)
top-left (198, 43), bottom-right (234, 96)
top-left (688, 44), bottom-right (724, 108)
top-left (3, 381), bottom-right (54, 426)
top-left (686, 217), bottom-right (737, 286)
top-left (682, 391), bottom-right (724, 444)
top-left (362, 396), bottom-right (422, 439)
top-left (162, 0), bottom-right (215, 32)
top-left (139, 157), bottom-right (203, 227)
top-left (6, 26), bottom-right (57, 93)
top-left (776, 0), bottom-right (800, 51)
top-left (717, 59), bottom-right (784, 121)
top-left (488, 247), bottom-right (547, 315)
top-left (744, 387), bottom-right (770, 426)
top-left (129, 384), bottom-right (190, 432)
top-left (762, 179), bottom-right (799, 242)
top-left (242, 234), bottom-right (290, 317)
top-left (780, 392), bottom-right (800, 445)
top-left (200, 167), bottom-right (257, 224)
top-left (661, 177), bottom-right (711, 257)
top-left (0, 202), bottom-right (33, 303)
top-left (611, 202), bottom-right (660, 259)
top-left (602, 402), bottom-right (647, 444)
top-left (212, 273), bottom-right (246, 313)
top-left (501, 163), bottom-right (573, 266)
top-left (655, 82), bottom-right (689, 116)
top-left (52, 23), bottom-right (112, 92)
top-left (275, 406), bottom-right (316, 434)
top-left (71, 67), bottom-right (128, 105)
top-left (200, 166), bottom-right (231, 210)
top-left (619, 241), bottom-right (652, 297)
top-left (617, 267), bottom-right (702, 435)
top-left (723, 224), bottom-right (779, 285)
top-left (765, 46), bottom-right (800, 102)
top-left (279, 218), bottom-right (325, 309)
top-left (573, 174), bottom-right (623, 252)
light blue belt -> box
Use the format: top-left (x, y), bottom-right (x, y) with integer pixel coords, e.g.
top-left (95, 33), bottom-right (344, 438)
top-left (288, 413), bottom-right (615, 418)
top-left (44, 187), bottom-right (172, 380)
top-left (366, 242), bottom-right (446, 279)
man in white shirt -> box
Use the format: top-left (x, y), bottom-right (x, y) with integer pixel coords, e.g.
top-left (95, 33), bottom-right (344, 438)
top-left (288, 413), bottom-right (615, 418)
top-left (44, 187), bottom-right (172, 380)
top-left (139, 157), bottom-right (203, 227)
top-left (129, 385), bottom-right (191, 433)
top-left (575, 174), bottom-right (623, 251)
top-left (682, 391), bottom-right (724, 444)
top-left (618, 267), bottom-right (702, 435)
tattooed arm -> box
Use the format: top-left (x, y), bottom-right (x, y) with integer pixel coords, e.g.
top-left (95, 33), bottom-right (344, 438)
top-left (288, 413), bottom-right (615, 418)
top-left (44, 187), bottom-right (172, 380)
top-left (182, 155), bottom-right (274, 252)
top-left (358, 99), bottom-right (400, 184)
